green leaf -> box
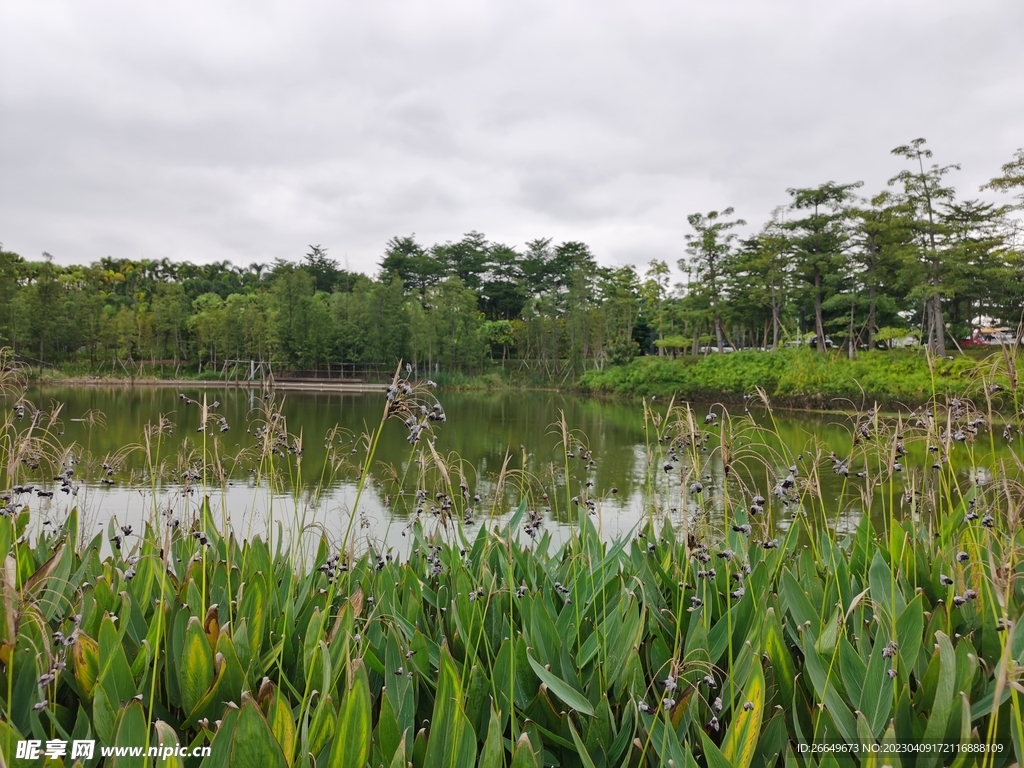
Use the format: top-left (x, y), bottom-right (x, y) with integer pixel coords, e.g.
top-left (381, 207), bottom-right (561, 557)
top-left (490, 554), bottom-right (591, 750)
top-left (721, 655), bottom-right (764, 768)
top-left (920, 633), bottom-right (956, 752)
top-left (508, 732), bottom-right (540, 768)
top-left (185, 631), bottom-right (248, 727)
top-left (261, 681), bottom-right (296, 766)
top-left (894, 595), bottom-right (923, 678)
top-left (801, 633), bottom-right (858, 743)
top-left (72, 631), bottom-right (101, 702)
top-left (423, 646), bottom-right (477, 768)
top-left (567, 718), bottom-right (598, 768)
top-left (308, 695), bottom-right (336, 759)
top-left (869, 550), bottom-right (904, 622)
top-left (763, 607), bottom-right (795, 708)
top-left (780, 567), bottom-right (821, 636)
top-left (238, 572), bottom-right (269, 655)
top-left (179, 616), bottom-right (215, 718)
top-left (230, 699), bottom-right (288, 768)
top-left (838, 637), bottom-right (866, 707)
top-left (699, 728), bottom-right (734, 768)
top-left (328, 660), bottom-right (372, 768)
top-left (815, 606), bottom-right (841, 655)
top-left (526, 652), bottom-right (595, 716)
top-left (154, 720), bottom-right (186, 768)
top-left (477, 706), bottom-right (504, 768)
top-left (109, 700), bottom-right (149, 768)
top-left (859, 630), bottom-right (893, 739)
top-left (389, 737), bottom-right (408, 768)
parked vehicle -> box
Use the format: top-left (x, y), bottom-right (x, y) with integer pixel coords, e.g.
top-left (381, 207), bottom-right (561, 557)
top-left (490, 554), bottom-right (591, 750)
top-left (964, 326), bottom-right (1015, 346)
top-left (785, 335), bottom-right (837, 349)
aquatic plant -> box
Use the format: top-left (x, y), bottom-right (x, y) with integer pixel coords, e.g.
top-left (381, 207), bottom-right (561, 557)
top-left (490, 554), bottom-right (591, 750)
top-left (0, 349), bottom-right (1023, 767)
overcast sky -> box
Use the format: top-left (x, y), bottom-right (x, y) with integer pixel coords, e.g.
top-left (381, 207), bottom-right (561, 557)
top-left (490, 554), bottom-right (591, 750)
top-left (2, 0), bottom-right (1022, 277)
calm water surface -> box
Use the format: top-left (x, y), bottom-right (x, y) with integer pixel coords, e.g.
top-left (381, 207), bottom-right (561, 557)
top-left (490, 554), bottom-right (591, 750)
top-left (11, 385), bottom-right (1016, 555)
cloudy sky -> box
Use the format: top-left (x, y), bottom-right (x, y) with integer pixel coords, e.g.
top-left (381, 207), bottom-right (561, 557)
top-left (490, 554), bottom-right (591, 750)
top-left (2, 0), bottom-right (1022, 276)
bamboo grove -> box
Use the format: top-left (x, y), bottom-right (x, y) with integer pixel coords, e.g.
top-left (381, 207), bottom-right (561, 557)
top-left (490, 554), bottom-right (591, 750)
top-left (1, 141), bottom-right (1022, 378)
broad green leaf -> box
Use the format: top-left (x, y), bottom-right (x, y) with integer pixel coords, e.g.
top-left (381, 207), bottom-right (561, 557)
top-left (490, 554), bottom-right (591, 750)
top-left (308, 695), bottom-right (336, 759)
top-left (423, 646), bottom-right (477, 768)
top-left (526, 652), bottom-right (595, 716)
top-left (109, 700), bottom-right (149, 768)
top-left (229, 699), bottom-right (288, 768)
top-left (262, 682), bottom-right (296, 766)
top-left (763, 607), bottom-right (795, 708)
top-left (389, 737), bottom-right (407, 768)
top-left (179, 616), bottom-right (215, 718)
top-left (801, 634), bottom-right (857, 743)
top-left (838, 637), bottom-right (866, 707)
top-left (73, 631), bottom-right (101, 702)
top-left (567, 718), bottom-right (597, 768)
top-left (780, 568), bottom-right (821, 635)
top-left (154, 720), bottom-right (186, 768)
top-left (894, 596), bottom-right (923, 679)
top-left (815, 606), bottom-right (841, 655)
top-left (859, 629), bottom-right (893, 739)
top-left (869, 550), bottom-right (905, 621)
top-left (328, 661), bottom-right (372, 768)
top-left (920, 632), bottom-right (956, 753)
top-left (98, 613), bottom-right (135, 703)
top-left (508, 733), bottom-right (540, 768)
top-left (238, 572), bottom-right (269, 654)
top-left (477, 706), bottom-right (504, 768)
top-left (699, 728), bottom-right (734, 768)
top-left (721, 655), bottom-right (764, 768)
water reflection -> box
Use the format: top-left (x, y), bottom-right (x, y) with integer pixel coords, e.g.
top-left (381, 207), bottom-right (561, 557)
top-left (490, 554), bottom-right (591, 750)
top-left (11, 385), bottom-right (1019, 552)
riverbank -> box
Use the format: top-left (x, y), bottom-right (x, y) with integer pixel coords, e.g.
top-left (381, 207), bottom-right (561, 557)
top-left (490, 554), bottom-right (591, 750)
top-left (579, 347), bottom-right (1012, 407)
top-left (33, 375), bottom-right (388, 393)
top-left (21, 347), bottom-right (1016, 408)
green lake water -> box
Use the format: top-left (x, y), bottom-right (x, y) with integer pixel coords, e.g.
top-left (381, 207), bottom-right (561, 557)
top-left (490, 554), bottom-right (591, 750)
top-left (8, 385), bottom-right (1017, 555)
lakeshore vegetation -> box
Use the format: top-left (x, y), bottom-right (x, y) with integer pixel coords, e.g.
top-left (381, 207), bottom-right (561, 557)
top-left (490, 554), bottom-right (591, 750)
top-left (1, 352), bottom-right (1023, 766)
top-left (1, 141), bottom-right (1023, 394)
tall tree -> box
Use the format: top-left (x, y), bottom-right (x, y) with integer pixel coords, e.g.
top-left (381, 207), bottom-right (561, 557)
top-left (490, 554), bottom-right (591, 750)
top-left (730, 219), bottom-right (792, 350)
top-left (888, 138), bottom-right (959, 354)
top-left (853, 192), bottom-right (916, 349)
top-left (432, 231), bottom-right (490, 291)
top-left (982, 148), bottom-right (1024, 207)
top-left (785, 182), bottom-right (863, 353)
top-left (682, 208), bottom-right (745, 352)
top-left (379, 235), bottom-right (442, 293)
top-left (640, 260), bottom-right (671, 354)
top-left (303, 245), bottom-right (342, 294)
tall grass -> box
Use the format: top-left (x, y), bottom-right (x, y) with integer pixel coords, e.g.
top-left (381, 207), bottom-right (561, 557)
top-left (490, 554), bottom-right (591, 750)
top-left (580, 347), bottom-right (1002, 406)
top-left (0, 346), bottom-right (1022, 767)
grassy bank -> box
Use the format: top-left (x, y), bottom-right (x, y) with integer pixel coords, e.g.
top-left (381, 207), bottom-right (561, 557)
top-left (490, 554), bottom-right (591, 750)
top-left (579, 348), bottom-right (1009, 406)
top-left (27, 349), bottom-right (1008, 408)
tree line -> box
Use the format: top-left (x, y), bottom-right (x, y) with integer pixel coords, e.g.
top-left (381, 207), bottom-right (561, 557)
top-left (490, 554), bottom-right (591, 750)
top-left (1, 139), bottom-right (1022, 378)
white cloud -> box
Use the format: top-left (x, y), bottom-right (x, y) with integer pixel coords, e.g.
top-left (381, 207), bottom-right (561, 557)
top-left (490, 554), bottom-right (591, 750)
top-left (1, 0), bottom-right (1021, 274)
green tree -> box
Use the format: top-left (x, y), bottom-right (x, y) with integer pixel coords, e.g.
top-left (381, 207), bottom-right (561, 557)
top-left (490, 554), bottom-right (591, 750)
top-left (888, 138), bottom-right (959, 354)
top-left (379, 235), bottom-right (442, 293)
top-left (151, 282), bottom-right (190, 365)
top-left (682, 208), bottom-right (745, 352)
top-left (785, 182), bottom-right (863, 353)
top-left (640, 260), bottom-right (671, 354)
top-left (0, 247), bottom-right (23, 345)
top-left (982, 148), bottom-right (1024, 207)
top-left (853, 193), bottom-right (917, 349)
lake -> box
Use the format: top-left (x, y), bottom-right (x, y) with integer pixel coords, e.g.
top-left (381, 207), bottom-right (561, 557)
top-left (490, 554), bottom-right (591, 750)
top-left (6, 383), bottom-right (1013, 557)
